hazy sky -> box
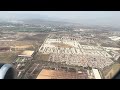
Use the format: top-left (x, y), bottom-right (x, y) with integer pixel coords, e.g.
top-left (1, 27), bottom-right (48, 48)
top-left (0, 11), bottom-right (120, 27)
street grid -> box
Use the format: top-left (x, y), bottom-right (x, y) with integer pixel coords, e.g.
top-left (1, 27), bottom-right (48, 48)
top-left (39, 34), bottom-right (114, 70)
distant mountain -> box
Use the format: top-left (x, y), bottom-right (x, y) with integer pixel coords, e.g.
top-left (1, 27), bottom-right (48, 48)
top-left (0, 18), bottom-right (119, 31)
top-left (7, 20), bottom-right (24, 24)
top-left (21, 19), bottom-right (75, 26)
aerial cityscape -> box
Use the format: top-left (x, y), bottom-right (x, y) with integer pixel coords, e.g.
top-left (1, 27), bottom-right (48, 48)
top-left (0, 11), bottom-right (120, 79)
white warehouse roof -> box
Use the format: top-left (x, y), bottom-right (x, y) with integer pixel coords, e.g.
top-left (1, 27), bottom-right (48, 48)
top-left (92, 69), bottom-right (101, 79)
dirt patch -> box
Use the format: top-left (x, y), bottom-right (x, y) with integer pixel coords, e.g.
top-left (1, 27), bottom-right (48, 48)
top-left (40, 54), bottom-right (50, 61)
top-left (51, 42), bottom-right (73, 48)
top-left (19, 33), bottom-right (48, 41)
top-left (34, 53), bottom-right (50, 61)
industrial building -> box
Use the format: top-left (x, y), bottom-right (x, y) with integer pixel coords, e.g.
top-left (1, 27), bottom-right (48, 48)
top-left (109, 36), bottom-right (120, 41)
top-left (18, 50), bottom-right (34, 58)
top-left (92, 69), bottom-right (102, 79)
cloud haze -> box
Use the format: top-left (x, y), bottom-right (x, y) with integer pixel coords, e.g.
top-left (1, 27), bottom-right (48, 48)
top-left (0, 11), bottom-right (120, 27)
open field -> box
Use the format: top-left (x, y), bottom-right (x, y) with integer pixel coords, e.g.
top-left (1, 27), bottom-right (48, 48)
top-left (0, 51), bottom-right (20, 63)
top-left (34, 53), bottom-right (50, 61)
top-left (102, 63), bottom-right (120, 79)
top-left (18, 33), bottom-right (48, 41)
top-left (40, 54), bottom-right (50, 61)
top-left (0, 41), bottom-right (35, 46)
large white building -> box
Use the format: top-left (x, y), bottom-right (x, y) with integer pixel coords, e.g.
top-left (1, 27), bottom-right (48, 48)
top-left (18, 50), bottom-right (34, 58)
top-left (92, 69), bottom-right (101, 79)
